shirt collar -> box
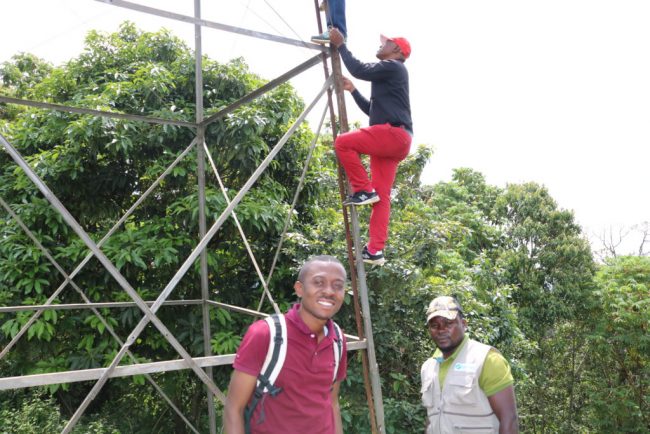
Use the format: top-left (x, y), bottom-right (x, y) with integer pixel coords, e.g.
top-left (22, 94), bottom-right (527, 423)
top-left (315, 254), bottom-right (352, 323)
top-left (286, 303), bottom-right (337, 340)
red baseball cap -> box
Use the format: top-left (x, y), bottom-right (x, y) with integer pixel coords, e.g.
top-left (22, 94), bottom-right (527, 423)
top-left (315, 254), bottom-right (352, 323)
top-left (380, 34), bottom-right (411, 59)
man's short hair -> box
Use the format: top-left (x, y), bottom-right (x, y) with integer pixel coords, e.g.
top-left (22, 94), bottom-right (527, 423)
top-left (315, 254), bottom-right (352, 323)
top-left (298, 255), bottom-right (346, 282)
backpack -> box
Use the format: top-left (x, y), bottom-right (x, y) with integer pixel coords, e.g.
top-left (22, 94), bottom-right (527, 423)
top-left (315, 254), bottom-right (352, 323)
top-left (244, 313), bottom-right (343, 434)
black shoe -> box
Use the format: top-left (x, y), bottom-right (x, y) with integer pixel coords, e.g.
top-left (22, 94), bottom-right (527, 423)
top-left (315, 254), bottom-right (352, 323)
top-left (343, 190), bottom-right (379, 206)
top-left (362, 245), bottom-right (385, 266)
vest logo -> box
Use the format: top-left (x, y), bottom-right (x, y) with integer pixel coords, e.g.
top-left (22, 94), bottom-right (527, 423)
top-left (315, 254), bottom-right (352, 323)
top-left (453, 362), bottom-right (478, 373)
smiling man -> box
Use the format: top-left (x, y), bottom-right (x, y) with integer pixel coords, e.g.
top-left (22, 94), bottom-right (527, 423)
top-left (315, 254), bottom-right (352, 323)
top-left (224, 255), bottom-right (347, 434)
top-left (421, 296), bottom-right (519, 434)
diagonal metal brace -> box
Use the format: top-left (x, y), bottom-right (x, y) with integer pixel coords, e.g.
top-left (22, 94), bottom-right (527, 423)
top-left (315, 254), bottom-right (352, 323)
top-left (0, 137), bottom-right (199, 361)
top-left (96, 0), bottom-right (327, 52)
top-left (0, 196), bottom-right (200, 434)
top-left (0, 133), bottom-right (225, 433)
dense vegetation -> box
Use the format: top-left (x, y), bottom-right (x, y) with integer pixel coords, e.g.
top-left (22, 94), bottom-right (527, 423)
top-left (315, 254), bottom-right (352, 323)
top-left (1, 24), bottom-right (648, 433)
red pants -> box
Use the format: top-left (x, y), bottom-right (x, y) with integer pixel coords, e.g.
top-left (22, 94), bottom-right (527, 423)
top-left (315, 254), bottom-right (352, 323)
top-left (335, 123), bottom-right (412, 253)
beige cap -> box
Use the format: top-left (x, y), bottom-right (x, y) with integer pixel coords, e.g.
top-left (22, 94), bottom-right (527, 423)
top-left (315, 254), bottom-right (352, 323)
top-left (426, 296), bottom-right (463, 324)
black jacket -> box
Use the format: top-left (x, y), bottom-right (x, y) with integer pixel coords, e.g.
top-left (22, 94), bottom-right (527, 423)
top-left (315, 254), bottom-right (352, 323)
top-left (339, 44), bottom-right (413, 134)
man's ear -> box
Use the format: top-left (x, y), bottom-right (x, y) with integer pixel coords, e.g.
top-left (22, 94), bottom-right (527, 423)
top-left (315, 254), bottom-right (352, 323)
top-left (294, 280), bottom-right (303, 298)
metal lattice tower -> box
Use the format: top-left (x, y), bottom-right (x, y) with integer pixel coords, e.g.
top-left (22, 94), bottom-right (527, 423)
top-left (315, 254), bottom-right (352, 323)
top-left (0, 1), bottom-right (386, 432)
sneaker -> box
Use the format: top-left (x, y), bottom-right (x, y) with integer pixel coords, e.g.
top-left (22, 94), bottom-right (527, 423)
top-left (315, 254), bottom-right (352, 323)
top-left (342, 190), bottom-right (379, 206)
top-left (311, 30), bottom-right (330, 44)
top-left (362, 245), bottom-right (386, 266)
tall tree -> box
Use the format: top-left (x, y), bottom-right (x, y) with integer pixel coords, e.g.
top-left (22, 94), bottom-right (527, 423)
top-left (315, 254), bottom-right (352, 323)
top-left (3, 22), bottom-right (638, 434)
top-left (1, 22), bottom-right (328, 432)
top-left (584, 256), bottom-right (650, 432)
top-left (491, 183), bottom-right (597, 432)
top-left (495, 183), bottom-right (596, 336)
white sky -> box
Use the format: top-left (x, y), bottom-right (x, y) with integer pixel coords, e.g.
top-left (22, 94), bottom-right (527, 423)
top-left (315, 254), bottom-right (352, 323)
top-left (1, 0), bottom-right (649, 255)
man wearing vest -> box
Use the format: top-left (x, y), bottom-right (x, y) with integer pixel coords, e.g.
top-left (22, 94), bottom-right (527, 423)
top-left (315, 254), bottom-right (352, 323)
top-left (421, 296), bottom-right (519, 434)
top-left (224, 255), bottom-right (347, 434)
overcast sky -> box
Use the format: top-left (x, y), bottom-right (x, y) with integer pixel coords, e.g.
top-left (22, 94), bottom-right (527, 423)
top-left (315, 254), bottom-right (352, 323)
top-left (1, 0), bottom-right (648, 255)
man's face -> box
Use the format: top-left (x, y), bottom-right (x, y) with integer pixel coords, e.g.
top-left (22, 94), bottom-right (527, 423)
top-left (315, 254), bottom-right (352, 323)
top-left (376, 40), bottom-right (399, 60)
top-left (427, 315), bottom-right (467, 354)
top-left (295, 261), bottom-right (346, 322)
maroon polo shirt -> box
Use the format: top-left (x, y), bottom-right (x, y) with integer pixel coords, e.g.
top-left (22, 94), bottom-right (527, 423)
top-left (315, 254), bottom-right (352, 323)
top-left (233, 304), bottom-right (347, 434)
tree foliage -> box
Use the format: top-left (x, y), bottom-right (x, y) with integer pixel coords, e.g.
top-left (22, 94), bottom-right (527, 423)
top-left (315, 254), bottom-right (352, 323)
top-left (1, 23), bottom-right (647, 434)
top-left (1, 23), bottom-right (327, 433)
top-left (584, 256), bottom-right (650, 432)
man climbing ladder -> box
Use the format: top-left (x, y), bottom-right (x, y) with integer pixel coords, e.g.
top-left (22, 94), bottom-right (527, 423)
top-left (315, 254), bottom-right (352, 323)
top-left (329, 28), bottom-right (413, 266)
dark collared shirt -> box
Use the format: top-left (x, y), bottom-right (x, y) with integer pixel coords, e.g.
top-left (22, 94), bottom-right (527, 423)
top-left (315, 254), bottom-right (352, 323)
top-left (234, 304), bottom-right (347, 433)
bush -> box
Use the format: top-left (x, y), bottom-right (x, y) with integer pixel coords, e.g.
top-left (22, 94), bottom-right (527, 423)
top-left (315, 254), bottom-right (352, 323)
top-left (0, 392), bottom-right (118, 434)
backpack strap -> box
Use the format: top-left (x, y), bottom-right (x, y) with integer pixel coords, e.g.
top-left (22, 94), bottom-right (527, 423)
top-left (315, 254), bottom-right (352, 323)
top-left (331, 321), bottom-right (343, 384)
top-left (259, 314), bottom-right (288, 391)
top-left (244, 314), bottom-right (287, 434)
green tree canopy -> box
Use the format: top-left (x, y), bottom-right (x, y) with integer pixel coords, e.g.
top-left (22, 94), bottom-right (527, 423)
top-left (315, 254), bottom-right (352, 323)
top-left (584, 256), bottom-right (650, 432)
top-left (2, 22), bottom-right (643, 434)
top-left (1, 22), bottom-right (333, 432)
